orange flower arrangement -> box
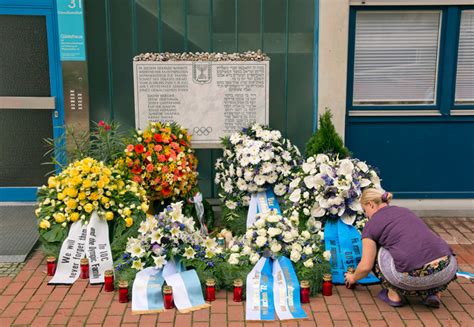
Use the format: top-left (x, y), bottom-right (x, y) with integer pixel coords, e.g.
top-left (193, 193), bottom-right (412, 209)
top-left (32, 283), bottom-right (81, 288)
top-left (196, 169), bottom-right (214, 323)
top-left (124, 122), bottom-right (199, 201)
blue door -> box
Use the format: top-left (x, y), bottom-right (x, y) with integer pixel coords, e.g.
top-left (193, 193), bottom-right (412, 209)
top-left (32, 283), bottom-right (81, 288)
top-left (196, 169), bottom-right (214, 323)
top-left (0, 1), bottom-right (64, 202)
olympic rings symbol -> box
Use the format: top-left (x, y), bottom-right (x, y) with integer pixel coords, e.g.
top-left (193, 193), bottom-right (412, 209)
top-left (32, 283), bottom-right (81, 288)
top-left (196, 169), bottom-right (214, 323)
top-left (193, 126), bottom-right (213, 136)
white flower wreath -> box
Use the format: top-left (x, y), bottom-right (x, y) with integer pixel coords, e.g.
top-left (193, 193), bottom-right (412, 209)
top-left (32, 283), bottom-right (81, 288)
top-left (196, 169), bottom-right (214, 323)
top-left (215, 124), bottom-right (302, 211)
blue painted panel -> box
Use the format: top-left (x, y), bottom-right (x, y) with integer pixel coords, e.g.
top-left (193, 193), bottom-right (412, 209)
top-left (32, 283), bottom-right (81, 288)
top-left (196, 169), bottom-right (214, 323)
top-left (0, 0), bottom-right (53, 8)
top-left (346, 121), bottom-right (474, 198)
top-left (0, 188), bottom-right (38, 202)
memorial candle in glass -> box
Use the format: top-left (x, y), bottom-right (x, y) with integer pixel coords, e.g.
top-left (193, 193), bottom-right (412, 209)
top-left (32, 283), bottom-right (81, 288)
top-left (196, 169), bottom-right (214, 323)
top-left (233, 279), bottom-right (243, 302)
top-left (163, 285), bottom-right (174, 309)
top-left (300, 280), bottom-right (310, 303)
top-left (118, 281), bottom-right (129, 303)
top-left (104, 270), bottom-right (114, 292)
top-left (322, 273), bottom-right (333, 296)
top-left (80, 258), bottom-right (89, 279)
top-left (205, 279), bottom-right (216, 302)
top-left (346, 267), bottom-right (356, 289)
top-left (46, 256), bottom-right (56, 276)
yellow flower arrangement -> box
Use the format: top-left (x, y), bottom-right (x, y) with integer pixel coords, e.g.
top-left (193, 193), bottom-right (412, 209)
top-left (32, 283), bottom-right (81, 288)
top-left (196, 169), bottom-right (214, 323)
top-left (36, 158), bottom-right (149, 237)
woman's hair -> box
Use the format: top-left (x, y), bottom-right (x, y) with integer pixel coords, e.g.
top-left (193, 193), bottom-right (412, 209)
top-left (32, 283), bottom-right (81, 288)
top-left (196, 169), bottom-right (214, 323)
top-left (361, 188), bottom-right (393, 205)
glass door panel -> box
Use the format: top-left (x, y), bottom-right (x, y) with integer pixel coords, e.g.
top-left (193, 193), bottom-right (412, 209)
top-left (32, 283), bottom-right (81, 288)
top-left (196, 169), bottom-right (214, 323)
top-left (0, 12), bottom-right (55, 197)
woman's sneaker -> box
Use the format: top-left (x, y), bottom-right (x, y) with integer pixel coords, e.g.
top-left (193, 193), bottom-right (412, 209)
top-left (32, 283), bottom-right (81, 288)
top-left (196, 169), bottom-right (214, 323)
top-left (423, 294), bottom-right (441, 308)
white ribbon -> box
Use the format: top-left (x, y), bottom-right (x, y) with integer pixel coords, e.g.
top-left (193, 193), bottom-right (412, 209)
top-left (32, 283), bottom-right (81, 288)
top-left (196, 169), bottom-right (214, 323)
top-left (49, 211), bottom-right (113, 284)
top-left (48, 221), bottom-right (88, 284)
top-left (191, 192), bottom-right (207, 234)
top-left (132, 267), bottom-right (165, 314)
top-left (86, 211), bottom-right (114, 284)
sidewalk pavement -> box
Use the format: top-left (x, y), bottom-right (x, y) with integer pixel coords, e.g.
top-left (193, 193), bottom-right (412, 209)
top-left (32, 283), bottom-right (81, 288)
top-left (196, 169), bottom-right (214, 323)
top-left (0, 218), bottom-right (472, 327)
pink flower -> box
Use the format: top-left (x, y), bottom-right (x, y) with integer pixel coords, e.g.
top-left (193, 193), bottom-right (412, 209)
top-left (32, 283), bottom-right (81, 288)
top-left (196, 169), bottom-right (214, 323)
top-left (157, 154), bottom-right (166, 162)
top-left (98, 121), bottom-right (105, 127)
top-left (126, 144), bottom-right (134, 152)
top-left (146, 164), bottom-right (154, 172)
top-left (154, 144), bottom-right (163, 152)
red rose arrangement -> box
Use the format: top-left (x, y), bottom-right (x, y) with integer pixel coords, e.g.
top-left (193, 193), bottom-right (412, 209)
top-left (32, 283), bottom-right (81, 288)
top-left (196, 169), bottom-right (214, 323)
top-left (124, 122), bottom-right (198, 201)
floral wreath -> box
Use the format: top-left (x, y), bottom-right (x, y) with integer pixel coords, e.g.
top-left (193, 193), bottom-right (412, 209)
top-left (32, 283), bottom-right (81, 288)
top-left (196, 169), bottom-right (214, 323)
top-left (284, 153), bottom-right (382, 229)
top-left (123, 122), bottom-right (199, 201)
top-left (214, 124), bottom-right (302, 231)
top-left (36, 157), bottom-right (149, 257)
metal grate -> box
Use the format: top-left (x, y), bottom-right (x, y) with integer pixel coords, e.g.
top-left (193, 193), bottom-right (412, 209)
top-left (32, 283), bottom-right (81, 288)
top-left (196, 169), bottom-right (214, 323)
top-left (0, 205), bottom-right (39, 263)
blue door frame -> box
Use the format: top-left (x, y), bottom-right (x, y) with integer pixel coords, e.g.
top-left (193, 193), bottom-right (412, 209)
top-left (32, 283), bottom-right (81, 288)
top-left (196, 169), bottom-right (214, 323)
top-left (0, 0), bottom-right (64, 202)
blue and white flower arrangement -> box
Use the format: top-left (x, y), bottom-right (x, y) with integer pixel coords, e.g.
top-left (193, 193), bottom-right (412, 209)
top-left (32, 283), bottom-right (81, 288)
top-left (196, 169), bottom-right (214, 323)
top-left (284, 154), bottom-right (382, 227)
top-left (118, 201), bottom-right (220, 271)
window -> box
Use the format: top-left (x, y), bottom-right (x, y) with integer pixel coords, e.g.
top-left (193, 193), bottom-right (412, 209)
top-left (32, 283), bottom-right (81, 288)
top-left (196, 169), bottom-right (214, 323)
top-left (455, 10), bottom-right (474, 105)
top-left (353, 11), bottom-right (441, 106)
top-left (348, 6), bottom-right (474, 114)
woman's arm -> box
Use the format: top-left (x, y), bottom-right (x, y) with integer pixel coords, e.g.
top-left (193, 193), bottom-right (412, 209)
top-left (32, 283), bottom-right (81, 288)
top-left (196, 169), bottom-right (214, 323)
top-left (345, 238), bottom-right (377, 286)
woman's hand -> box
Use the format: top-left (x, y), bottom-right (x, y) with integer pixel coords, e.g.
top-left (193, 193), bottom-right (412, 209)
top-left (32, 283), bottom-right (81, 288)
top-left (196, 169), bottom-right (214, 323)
top-left (345, 272), bottom-right (357, 287)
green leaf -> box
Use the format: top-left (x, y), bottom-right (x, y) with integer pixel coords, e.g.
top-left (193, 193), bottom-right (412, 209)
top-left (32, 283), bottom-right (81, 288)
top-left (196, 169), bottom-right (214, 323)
top-left (41, 224), bottom-right (67, 243)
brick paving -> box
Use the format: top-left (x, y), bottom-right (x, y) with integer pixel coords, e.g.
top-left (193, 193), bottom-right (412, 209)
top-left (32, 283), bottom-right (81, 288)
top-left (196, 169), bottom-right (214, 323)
top-left (0, 218), bottom-right (473, 326)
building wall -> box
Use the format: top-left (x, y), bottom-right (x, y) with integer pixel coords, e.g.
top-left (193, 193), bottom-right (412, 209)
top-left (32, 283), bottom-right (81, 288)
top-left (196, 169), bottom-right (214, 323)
top-left (318, 0), bottom-right (474, 199)
top-left (84, 0), bottom-right (316, 198)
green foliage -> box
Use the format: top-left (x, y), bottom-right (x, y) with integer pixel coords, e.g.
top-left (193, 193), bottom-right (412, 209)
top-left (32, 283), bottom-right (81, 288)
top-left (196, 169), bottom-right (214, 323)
top-left (43, 120), bottom-right (126, 173)
top-left (295, 260), bottom-right (331, 295)
top-left (221, 206), bottom-right (247, 236)
top-left (306, 109), bottom-right (351, 158)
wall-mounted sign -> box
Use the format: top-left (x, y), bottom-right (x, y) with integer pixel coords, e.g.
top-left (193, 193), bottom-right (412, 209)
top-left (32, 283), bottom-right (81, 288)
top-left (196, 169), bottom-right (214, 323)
top-left (57, 0), bottom-right (86, 61)
top-left (133, 61), bottom-right (270, 148)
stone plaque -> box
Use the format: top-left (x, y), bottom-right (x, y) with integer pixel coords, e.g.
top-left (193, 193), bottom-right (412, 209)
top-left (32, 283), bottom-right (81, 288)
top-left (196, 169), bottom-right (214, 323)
top-left (133, 61), bottom-right (269, 148)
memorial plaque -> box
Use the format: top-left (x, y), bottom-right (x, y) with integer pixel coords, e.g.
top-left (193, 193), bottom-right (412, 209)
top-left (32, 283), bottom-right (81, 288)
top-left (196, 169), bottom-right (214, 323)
top-left (133, 60), bottom-right (269, 148)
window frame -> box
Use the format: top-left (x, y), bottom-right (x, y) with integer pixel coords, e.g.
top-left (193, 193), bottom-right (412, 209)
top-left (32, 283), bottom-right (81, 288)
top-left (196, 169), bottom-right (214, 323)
top-left (347, 5), bottom-right (474, 115)
top-left (452, 6), bottom-right (474, 111)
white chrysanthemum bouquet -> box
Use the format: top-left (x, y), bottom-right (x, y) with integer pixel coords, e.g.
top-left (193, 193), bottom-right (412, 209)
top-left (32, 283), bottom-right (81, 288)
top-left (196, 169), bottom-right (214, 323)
top-left (215, 124), bottom-right (302, 234)
top-left (226, 211), bottom-right (329, 268)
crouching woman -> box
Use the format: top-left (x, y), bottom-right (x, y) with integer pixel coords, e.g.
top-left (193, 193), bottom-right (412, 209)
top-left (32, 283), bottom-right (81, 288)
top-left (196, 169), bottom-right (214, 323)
top-left (344, 188), bottom-right (457, 308)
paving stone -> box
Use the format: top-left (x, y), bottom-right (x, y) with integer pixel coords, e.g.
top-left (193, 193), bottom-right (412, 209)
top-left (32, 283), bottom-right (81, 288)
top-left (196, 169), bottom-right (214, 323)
top-left (0, 217), bottom-right (472, 326)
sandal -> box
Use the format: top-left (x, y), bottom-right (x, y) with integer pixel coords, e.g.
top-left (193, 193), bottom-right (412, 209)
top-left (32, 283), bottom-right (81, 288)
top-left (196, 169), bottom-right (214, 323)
top-left (377, 289), bottom-right (406, 307)
top-left (422, 294), bottom-right (441, 308)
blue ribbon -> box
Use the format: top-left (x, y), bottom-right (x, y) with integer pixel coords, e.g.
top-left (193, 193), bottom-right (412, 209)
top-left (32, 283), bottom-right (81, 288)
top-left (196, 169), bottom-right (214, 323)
top-left (258, 187), bottom-right (282, 214)
top-left (147, 269), bottom-right (165, 311)
top-left (325, 219), bottom-right (379, 284)
top-left (276, 257), bottom-right (307, 319)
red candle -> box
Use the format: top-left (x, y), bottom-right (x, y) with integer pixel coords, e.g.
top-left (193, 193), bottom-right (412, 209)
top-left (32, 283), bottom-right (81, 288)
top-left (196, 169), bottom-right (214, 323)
top-left (163, 285), bottom-right (174, 309)
top-left (322, 273), bottom-right (333, 296)
top-left (118, 281), bottom-right (129, 303)
top-left (233, 279), bottom-right (243, 302)
top-left (300, 280), bottom-right (310, 303)
top-left (46, 256), bottom-right (56, 276)
top-left (346, 267), bottom-right (356, 289)
top-left (104, 270), bottom-right (114, 292)
top-left (205, 279), bottom-right (216, 302)
top-left (80, 258), bottom-right (89, 279)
